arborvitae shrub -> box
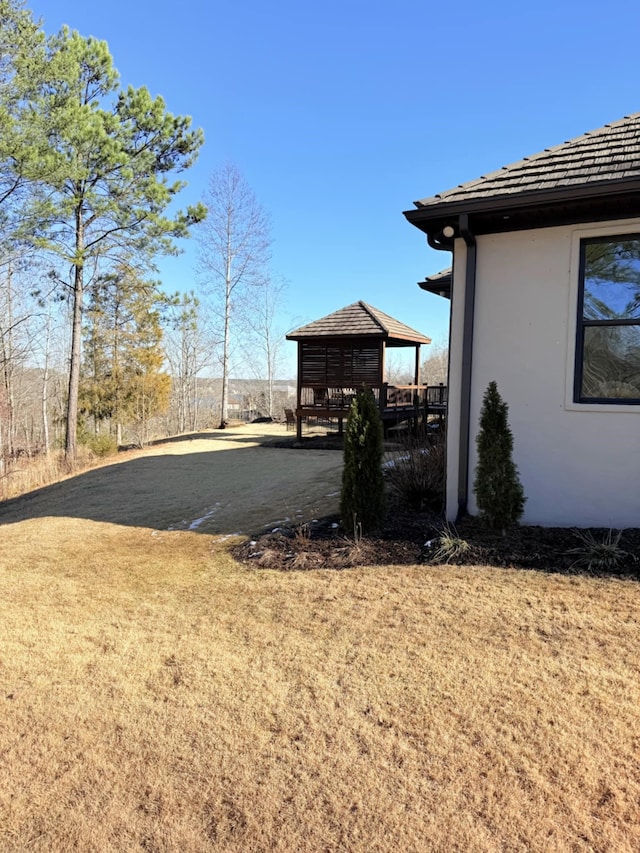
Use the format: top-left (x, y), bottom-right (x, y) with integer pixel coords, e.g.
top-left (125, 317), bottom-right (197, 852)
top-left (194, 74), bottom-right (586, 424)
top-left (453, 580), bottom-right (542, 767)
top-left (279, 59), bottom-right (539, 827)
top-left (473, 381), bottom-right (526, 531)
top-left (340, 388), bottom-right (386, 534)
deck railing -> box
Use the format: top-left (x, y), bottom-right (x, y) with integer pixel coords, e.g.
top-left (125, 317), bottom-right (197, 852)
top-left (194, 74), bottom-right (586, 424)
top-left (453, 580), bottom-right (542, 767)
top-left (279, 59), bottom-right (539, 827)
top-left (425, 383), bottom-right (447, 409)
top-left (298, 383), bottom-right (433, 414)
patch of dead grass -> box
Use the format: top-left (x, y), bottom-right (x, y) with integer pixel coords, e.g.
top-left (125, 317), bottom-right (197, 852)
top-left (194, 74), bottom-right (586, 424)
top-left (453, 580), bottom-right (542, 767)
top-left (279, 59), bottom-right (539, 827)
top-left (0, 447), bottom-right (101, 501)
top-left (0, 517), bottom-right (639, 851)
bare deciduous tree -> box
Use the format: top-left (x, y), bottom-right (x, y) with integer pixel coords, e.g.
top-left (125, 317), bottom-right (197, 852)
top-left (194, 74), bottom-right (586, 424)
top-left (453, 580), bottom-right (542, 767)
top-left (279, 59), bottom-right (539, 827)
top-left (197, 162), bottom-right (271, 428)
top-left (0, 253), bottom-right (68, 469)
top-left (422, 336), bottom-right (449, 386)
top-left (384, 351), bottom-right (414, 386)
top-left (240, 275), bottom-right (287, 417)
top-left (0, 254), bottom-right (38, 460)
top-left (164, 291), bottom-right (217, 433)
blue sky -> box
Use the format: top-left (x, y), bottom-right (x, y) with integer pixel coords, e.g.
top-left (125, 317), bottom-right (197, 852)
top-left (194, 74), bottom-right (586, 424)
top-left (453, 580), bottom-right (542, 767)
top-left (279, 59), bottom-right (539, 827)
top-left (33, 0), bottom-right (640, 376)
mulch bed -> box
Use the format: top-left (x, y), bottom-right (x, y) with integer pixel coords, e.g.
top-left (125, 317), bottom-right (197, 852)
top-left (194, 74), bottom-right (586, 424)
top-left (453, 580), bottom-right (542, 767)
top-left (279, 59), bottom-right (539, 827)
top-left (231, 496), bottom-right (640, 578)
top-left (235, 432), bottom-right (640, 577)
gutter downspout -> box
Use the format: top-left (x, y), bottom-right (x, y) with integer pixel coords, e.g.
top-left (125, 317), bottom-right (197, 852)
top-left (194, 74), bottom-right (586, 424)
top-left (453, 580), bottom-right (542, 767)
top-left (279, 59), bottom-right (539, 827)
top-left (457, 213), bottom-right (477, 521)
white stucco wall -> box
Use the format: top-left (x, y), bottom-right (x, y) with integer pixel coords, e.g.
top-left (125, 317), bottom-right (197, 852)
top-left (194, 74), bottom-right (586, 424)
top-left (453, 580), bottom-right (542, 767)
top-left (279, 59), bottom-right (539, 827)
top-left (446, 218), bottom-right (640, 528)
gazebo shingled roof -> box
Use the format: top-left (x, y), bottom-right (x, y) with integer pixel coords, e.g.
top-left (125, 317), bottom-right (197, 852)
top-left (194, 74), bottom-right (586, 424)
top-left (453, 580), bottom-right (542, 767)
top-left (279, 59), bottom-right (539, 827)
top-left (286, 301), bottom-right (431, 345)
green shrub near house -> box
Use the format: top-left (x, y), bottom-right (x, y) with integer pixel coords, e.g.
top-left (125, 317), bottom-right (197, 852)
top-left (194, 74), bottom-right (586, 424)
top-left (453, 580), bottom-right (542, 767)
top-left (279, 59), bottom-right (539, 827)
top-left (473, 380), bottom-right (525, 532)
top-left (340, 388), bottom-right (386, 535)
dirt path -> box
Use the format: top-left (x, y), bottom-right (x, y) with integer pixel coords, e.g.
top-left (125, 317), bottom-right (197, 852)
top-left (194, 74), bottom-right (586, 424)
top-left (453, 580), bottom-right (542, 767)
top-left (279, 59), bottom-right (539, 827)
top-left (0, 424), bottom-right (344, 536)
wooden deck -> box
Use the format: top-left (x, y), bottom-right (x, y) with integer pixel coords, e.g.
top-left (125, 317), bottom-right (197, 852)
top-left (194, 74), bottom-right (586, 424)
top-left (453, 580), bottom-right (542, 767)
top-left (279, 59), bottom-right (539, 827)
top-left (287, 308), bottom-right (435, 442)
top-left (295, 384), bottom-right (447, 437)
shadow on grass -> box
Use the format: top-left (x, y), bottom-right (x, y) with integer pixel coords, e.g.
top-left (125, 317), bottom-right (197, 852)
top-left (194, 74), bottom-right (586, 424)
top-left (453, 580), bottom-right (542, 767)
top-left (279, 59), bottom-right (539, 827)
top-left (0, 438), bottom-right (343, 535)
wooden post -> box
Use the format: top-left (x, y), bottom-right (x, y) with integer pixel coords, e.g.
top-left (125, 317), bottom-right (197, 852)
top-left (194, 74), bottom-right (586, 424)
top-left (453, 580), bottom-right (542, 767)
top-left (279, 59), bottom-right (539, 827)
top-left (414, 344), bottom-right (421, 432)
top-left (296, 343), bottom-right (303, 440)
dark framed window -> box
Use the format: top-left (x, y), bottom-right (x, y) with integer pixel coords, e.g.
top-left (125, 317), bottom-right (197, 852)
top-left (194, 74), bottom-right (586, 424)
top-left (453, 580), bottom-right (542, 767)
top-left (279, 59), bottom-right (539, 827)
top-left (574, 234), bottom-right (640, 404)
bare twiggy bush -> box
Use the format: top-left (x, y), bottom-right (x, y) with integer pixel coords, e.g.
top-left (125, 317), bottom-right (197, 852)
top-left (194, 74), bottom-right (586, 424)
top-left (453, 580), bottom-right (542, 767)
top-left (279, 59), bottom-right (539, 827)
top-left (1, 423), bottom-right (639, 851)
top-left (293, 522), bottom-right (312, 543)
top-left (385, 432), bottom-right (445, 510)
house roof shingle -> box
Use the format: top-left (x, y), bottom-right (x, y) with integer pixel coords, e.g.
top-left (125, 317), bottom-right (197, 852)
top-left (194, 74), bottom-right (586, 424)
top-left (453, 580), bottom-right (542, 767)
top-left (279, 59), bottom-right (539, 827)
top-left (286, 301), bottom-right (431, 344)
top-left (414, 113), bottom-right (640, 211)
top-left (418, 267), bottom-right (452, 299)
top-left (405, 113), bottom-right (640, 242)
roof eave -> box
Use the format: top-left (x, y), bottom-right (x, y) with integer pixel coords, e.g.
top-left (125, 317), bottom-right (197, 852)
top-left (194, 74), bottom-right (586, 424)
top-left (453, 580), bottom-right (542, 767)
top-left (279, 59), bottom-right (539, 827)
top-left (404, 177), bottom-right (640, 247)
top-left (386, 333), bottom-right (432, 345)
top-left (286, 331), bottom-right (430, 345)
top-left (286, 332), bottom-right (387, 342)
top-left (418, 280), bottom-right (451, 300)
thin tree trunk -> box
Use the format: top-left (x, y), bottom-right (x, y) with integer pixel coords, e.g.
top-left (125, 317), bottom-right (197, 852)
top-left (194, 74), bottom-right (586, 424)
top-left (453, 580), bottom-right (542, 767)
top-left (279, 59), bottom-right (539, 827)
top-left (192, 372), bottom-right (198, 431)
top-left (179, 330), bottom-right (187, 433)
top-left (3, 264), bottom-right (16, 457)
top-left (219, 299), bottom-right (229, 427)
top-left (113, 297), bottom-right (121, 446)
top-left (219, 243), bottom-right (232, 429)
top-left (266, 330), bottom-right (274, 418)
top-left (65, 205), bottom-right (84, 465)
top-left (41, 305), bottom-right (51, 454)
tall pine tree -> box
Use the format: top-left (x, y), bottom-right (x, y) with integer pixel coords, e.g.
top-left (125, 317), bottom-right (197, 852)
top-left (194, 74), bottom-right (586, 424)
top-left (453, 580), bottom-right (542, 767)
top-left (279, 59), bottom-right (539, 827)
top-left (26, 28), bottom-right (205, 464)
top-left (80, 267), bottom-right (170, 446)
top-left (0, 0), bottom-right (56, 255)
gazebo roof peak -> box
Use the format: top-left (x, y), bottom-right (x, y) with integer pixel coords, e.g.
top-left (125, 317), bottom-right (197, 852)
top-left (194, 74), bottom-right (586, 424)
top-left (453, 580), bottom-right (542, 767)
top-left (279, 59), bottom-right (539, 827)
top-left (287, 300), bottom-right (431, 345)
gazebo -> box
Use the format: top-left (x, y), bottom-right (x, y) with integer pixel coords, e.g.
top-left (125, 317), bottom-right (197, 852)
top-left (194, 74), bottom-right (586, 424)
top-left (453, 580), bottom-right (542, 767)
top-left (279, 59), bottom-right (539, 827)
top-left (286, 301), bottom-right (432, 439)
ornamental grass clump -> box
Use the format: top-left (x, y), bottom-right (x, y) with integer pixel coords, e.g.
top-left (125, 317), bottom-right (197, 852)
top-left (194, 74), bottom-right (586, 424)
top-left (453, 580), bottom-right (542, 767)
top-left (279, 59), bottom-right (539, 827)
top-left (340, 388), bottom-right (386, 535)
top-left (473, 381), bottom-right (526, 533)
top-left (431, 523), bottom-right (472, 564)
top-left (566, 528), bottom-right (632, 573)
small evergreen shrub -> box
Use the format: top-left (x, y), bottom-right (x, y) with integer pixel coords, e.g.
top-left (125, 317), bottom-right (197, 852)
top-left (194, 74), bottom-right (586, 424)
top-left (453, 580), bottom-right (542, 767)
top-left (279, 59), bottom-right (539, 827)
top-left (473, 381), bottom-right (525, 531)
top-left (83, 432), bottom-right (118, 457)
top-left (340, 388), bottom-right (386, 534)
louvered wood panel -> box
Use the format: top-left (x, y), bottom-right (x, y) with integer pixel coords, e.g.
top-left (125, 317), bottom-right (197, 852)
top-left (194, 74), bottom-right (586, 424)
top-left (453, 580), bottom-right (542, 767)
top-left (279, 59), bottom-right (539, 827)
top-left (352, 346), bottom-right (380, 384)
top-left (300, 345), bottom-right (327, 384)
top-left (300, 341), bottom-right (381, 385)
top-left (326, 346), bottom-right (346, 383)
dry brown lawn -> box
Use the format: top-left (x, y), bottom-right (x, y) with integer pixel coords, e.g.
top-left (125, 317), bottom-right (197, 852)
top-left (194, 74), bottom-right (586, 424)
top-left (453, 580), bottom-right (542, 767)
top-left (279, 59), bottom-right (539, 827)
top-left (1, 425), bottom-right (639, 851)
top-left (1, 524), bottom-right (639, 851)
